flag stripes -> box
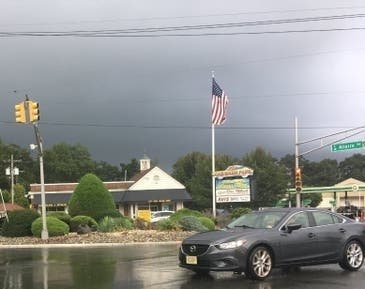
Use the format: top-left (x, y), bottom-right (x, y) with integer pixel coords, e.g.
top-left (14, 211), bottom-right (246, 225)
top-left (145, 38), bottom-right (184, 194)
top-left (211, 78), bottom-right (228, 125)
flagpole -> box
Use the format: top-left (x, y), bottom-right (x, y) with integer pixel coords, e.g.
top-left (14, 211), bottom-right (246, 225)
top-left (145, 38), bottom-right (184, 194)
top-left (211, 71), bottom-right (216, 218)
top-left (212, 123), bottom-right (216, 218)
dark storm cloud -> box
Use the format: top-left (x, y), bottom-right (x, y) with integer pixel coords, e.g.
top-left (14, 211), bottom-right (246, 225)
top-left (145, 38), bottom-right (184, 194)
top-left (1, 0), bottom-right (365, 171)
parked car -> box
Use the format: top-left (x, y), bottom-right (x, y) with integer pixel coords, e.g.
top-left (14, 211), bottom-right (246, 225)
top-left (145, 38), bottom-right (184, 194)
top-left (336, 205), bottom-right (359, 219)
top-left (179, 207), bottom-right (365, 280)
top-left (150, 211), bottom-right (174, 223)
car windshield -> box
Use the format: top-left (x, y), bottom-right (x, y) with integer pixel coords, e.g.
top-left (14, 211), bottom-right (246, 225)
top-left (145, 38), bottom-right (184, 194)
top-left (226, 211), bottom-right (288, 229)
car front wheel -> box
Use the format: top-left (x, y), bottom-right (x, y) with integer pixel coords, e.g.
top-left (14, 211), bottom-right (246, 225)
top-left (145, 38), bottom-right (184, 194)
top-left (246, 246), bottom-right (273, 280)
top-left (339, 240), bottom-right (364, 271)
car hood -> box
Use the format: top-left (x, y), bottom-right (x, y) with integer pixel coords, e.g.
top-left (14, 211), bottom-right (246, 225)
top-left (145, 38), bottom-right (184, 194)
top-left (182, 228), bottom-right (261, 245)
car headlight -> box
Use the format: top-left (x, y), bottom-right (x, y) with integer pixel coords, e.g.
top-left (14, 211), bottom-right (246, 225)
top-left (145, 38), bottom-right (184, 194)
top-left (217, 239), bottom-right (246, 250)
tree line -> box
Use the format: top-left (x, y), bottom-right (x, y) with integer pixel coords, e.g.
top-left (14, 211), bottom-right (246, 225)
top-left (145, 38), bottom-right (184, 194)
top-left (1, 138), bottom-right (365, 210)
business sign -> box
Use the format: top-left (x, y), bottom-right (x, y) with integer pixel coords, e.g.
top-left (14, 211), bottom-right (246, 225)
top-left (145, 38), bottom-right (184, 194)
top-left (216, 177), bottom-right (251, 203)
top-left (214, 165), bottom-right (254, 203)
top-left (137, 210), bottom-right (151, 222)
top-left (214, 165), bottom-right (254, 177)
top-left (331, 141), bottom-right (364, 152)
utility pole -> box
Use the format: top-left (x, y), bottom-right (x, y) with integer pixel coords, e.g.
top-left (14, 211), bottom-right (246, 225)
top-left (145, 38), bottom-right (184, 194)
top-left (4, 154), bottom-right (21, 204)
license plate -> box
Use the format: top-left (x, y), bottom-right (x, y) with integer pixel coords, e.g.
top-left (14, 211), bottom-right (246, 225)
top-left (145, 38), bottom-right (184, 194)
top-left (186, 256), bottom-right (197, 265)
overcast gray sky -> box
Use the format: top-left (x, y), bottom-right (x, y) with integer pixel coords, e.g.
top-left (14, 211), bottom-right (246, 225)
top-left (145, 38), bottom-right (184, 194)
top-left (1, 0), bottom-right (365, 171)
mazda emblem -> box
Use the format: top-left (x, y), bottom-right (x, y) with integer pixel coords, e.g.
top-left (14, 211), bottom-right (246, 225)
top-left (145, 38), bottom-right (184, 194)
top-left (189, 245), bottom-right (197, 253)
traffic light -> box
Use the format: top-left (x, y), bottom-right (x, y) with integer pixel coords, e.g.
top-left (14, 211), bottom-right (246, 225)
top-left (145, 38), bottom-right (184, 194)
top-left (294, 168), bottom-right (302, 192)
top-left (14, 102), bottom-right (26, 123)
top-left (28, 101), bottom-right (40, 122)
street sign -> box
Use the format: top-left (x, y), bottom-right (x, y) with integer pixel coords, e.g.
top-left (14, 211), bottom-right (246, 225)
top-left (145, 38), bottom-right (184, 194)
top-left (331, 141), bottom-right (364, 152)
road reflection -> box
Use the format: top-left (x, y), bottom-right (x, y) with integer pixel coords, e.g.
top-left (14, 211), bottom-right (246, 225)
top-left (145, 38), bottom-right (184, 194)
top-left (0, 245), bottom-right (364, 289)
top-left (179, 266), bottom-right (365, 289)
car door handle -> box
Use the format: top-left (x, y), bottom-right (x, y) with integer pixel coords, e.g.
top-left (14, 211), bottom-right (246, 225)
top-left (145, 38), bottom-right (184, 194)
top-left (307, 232), bottom-right (316, 238)
top-left (339, 228), bottom-right (346, 233)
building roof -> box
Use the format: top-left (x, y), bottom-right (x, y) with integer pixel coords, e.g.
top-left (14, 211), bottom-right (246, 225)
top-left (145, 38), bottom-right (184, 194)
top-left (30, 181), bottom-right (133, 192)
top-left (335, 178), bottom-right (365, 187)
top-left (31, 189), bottom-right (192, 205)
top-left (0, 203), bottom-right (25, 212)
top-left (129, 168), bottom-right (153, 182)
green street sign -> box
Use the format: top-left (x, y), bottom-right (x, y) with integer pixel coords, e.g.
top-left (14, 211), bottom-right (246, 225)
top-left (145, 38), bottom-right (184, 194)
top-left (331, 141), bottom-right (364, 152)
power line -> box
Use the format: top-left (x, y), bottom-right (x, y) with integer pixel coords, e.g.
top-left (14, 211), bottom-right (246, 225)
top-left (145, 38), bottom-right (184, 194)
top-left (0, 120), bottom-right (361, 130)
top-left (1, 13), bottom-right (365, 37)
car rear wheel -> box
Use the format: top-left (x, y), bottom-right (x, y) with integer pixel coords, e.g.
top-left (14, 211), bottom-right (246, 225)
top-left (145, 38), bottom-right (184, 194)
top-left (246, 246), bottom-right (273, 280)
top-left (339, 240), bottom-right (364, 271)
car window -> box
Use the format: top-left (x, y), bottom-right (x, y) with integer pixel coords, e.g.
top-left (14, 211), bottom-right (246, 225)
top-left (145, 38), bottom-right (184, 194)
top-left (332, 214), bottom-right (345, 224)
top-left (227, 211), bottom-right (287, 229)
top-left (312, 211), bottom-right (335, 226)
top-left (285, 212), bottom-right (309, 228)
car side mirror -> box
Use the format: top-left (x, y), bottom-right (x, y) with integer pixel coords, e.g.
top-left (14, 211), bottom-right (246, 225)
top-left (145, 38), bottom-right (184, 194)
top-left (286, 223), bottom-right (302, 233)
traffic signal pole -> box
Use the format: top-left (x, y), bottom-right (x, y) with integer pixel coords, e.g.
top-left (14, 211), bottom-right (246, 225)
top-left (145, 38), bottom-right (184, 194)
top-left (295, 117), bottom-right (301, 208)
top-left (33, 123), bottom-right (48, 240)
top-left (14, 96), bottom-right (48, 240)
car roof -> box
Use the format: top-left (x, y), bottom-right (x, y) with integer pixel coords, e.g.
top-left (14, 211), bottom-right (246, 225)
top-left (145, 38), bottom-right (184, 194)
top-left (257, 207), bottom-right (330, 213)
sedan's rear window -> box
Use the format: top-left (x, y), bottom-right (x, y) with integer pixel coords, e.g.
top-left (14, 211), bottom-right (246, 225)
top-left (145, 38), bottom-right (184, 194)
top-left (227, 211), bottom-right (287, 229)
top-left (312, 211), bottom-right (338, 226)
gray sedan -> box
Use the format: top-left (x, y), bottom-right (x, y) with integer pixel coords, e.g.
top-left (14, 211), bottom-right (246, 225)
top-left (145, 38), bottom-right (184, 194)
top-left (179, 208), bottom-right (365, 280)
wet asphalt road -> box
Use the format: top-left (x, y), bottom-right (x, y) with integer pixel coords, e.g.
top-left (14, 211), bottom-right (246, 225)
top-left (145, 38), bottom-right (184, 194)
top-left (0, 244), bottom-right (364, 289)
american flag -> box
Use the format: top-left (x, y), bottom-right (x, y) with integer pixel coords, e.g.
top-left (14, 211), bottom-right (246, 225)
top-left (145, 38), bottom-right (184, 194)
top-left (211, 78), bottom-right (228, 125)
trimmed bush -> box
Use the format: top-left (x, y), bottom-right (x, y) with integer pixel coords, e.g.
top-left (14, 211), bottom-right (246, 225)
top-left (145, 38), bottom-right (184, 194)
top-left (47, 211), bottom-right (71, 225)
top-left (1, 209), bottom-right (40, 237)
top-left (178, 216), bottom-right (208, 232)
top-left (198, 217), bottom-right (215, 231)
top-left (68, 174), bottom-right (116, 221)
top-left (93, 209), bottom-right (123, 222)
top-left (31, 217), bottom-right (70, 238)
top-left (70, 215), bottom-right (98, 232)
top-left (231, 207), bottom-right (252, 219)
top-left (155, 218), bottom-right (180, 231)
top-left (169, 208), bottom-right (204, 223)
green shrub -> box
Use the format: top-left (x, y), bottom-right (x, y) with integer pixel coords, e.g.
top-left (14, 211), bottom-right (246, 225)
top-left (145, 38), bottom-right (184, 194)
top-left (198, 217), bottom-right (215, 231)
top-left (1, 209), bottom-right (40, 237)
top-left (68, 174), bottom-right (116, 221)
top-left (169, 208), bottom-right (204, 223)
top-left (98, 216), bottom-right (134, 232)
top-left (47, 211), bottom-right (71, 225)
top-left (178, 216), bottom-right (208, 232)
top-left (70, 215), bottom-right (98, 232)
top-left (31, 217), bottom-right (70, 237)
top-left (155, 218), bottom-right (180, 231)
top-left (231, 207), bottom-right (252, 219)
top-left (114, 217), bottom-right (134, 230)
top-left (98, 216), bottom-right (117, 232)
top-left (93, 209), bottom-right (123, 222)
